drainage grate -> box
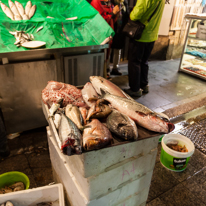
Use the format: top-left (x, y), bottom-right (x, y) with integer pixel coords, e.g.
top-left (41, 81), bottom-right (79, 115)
top-left (177, 119), bottom-right (206, 154)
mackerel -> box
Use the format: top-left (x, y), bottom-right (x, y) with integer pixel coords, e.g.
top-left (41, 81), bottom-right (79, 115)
top-left (58, 113), bottom-right (82, 156)
top-left (101, 92), bottom-right (175, 133)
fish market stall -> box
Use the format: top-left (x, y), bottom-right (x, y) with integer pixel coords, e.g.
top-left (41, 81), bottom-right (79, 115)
top-left (42, 76), bottom-right (175, 206)
top-left (0, 0), bottom-right (113, 133)
top-left (179, 13), bottom-right (206, 80)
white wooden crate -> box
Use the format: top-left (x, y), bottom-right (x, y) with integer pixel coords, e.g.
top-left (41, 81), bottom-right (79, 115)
top-left (47, 127), bottom-right (158, 206)
top-left (0, 184), bottom-right (64, 206)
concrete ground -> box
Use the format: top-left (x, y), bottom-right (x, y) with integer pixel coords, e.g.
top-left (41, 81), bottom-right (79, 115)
top-left (1, 59), bottom-right (206, 205)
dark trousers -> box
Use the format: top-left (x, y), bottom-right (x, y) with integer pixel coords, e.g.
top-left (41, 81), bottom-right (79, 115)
top-left (128, 39), bottom-right (155, 92)
top-left (0, 109), bottom-right (8, 151)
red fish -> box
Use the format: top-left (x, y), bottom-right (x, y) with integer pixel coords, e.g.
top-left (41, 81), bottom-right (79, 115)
top-left (42, 81), bottom-right (86, 108)
top-left (83, 119), bottom-right (113, 151)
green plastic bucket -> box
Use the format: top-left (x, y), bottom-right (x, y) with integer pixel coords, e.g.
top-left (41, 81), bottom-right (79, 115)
top-left (0, 171), bottom-right (30, 190)
top-left (160, 134), bottom-right (195, 172)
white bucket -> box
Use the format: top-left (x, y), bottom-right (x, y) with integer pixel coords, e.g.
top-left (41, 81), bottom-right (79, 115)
top-left (160, 134), bottom-right (195, 172)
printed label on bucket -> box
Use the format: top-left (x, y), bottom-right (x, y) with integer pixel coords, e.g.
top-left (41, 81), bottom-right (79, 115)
top-left (172, 158), bottom-right (187, 170)
top-left (160, 147), bottom-right (190, 172)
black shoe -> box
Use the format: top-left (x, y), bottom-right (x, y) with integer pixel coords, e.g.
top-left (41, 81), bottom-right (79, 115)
top-left (110, 68), bottom-right (122, 76)
top-left (124, 89), bottom-right (142, 97)
top-left (141, 85), bottom-right (149, 93)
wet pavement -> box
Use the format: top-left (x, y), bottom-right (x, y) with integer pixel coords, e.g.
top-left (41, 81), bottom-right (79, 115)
top-left (1, 59), bottom-right (206, 205)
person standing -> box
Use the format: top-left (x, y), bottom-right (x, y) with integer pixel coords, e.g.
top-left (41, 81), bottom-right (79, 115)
top-left (124, 0), bottom-right (165, 97)
top-left (90, 0), bottom-right (120, 78)
top-left (0, 109), bottom-right (10, 158)
top-left (110, 0), bottom-right (129, 76)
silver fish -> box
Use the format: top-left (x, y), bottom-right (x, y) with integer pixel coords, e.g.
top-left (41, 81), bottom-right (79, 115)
top-left (22, 14), bottom-right (29, 20)
top-left (10, 182), bottom-right (25, 190)
top-left (15, 1), bottom-right (25, 17)
top-left (14, 14), bottom-right (22, 20)
top-left (83, 119), bottom-right (113, 151)
top-left (36, 26), bottom-right (43, 33)
top-left (90, 76), bottom-right (134, 101)
top-left (25, 0), bottom-right (31, 16)
top-left (65, 104), bottom-right (84, 130)
top-left (9, 0), bottom-right (20, 17)
top-left (101, 92), bottom-right (175, 134)
top-left (28, 4), bottom-right (36, 19)
top-left (106, 110), bottom-right (138, 141)
top-left (58, 113), bottom-right (82, 156)
top-left (1, 2), bottom-right (14, 20)
top-left (81, 82), bottom-right (98, 108)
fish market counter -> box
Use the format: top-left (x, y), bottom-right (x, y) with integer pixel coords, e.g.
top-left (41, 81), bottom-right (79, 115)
top-left (42, 102), bottom-right (162, 206)
top-left (0, 44), bottom-right (108, 134)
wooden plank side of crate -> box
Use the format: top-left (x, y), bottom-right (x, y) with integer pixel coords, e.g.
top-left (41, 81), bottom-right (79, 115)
top-left (88, 171), bottom-right (153, 206)
top-left (67, 148), bottom-right (157, 200)
top-left (69, 135), bottom-right (160, 177)
top-left (114, 187), bottom-right (149, 206)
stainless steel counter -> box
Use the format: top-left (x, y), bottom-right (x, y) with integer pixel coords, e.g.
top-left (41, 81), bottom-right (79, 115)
top-left (0, 44), bottom-right (108, 133)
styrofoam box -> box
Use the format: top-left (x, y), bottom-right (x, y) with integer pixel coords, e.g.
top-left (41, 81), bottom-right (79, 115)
top-left (0, 184), bottom-right (65, 206)
top-left (47, 127), bottom-right (158, 206)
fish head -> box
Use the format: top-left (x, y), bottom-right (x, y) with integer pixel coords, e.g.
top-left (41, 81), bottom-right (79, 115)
top-left (168, 122), bottom-right (175, 133)
top-left (61, 133), bottom-right (82, 156)
top-left (83, 135), bottom-right (109, 151)
top-left (148, 114), bottom-right (175, 133)
top-left (63, 145), bottom-right (82, 156)
top-left (89, 76), bottom-right (104, 94)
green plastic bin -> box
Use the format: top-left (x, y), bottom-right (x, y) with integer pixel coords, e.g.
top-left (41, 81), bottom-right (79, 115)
top-left (0, 171), bottom-right (30, 190)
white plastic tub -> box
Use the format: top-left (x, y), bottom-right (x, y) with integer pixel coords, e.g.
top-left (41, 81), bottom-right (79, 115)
top-left (0, 184), bottom-right (65, 206)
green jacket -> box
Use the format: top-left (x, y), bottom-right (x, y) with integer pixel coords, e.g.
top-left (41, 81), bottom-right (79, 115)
top-left (130, 0), bottom-right (165, 42)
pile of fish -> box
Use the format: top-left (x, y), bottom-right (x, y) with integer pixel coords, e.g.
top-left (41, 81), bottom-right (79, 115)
top-left (0, 182), bottom-right (25, 194)
top-left (0, 0), bottom-right (36, 20)
top-left (9, 30), bottom-right (34, 47)
top-left (0, 201), bottom-right (52, 206)
top-left (42, 76), bottom-right (175, 156)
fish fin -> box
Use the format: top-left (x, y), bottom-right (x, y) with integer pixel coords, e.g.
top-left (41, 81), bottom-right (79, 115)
top-left (117, 123), bottom-right (127, 128)
top-left (100, 88), bottom-right (107, 96)
top-left (79, 125), bottom-right (92, 131)
top-left (57, 98), bottom-right (64, 106)
top-left (135, 111), bottom-right (146, 116)
top-left (88, 97), bottom-right (99, 102)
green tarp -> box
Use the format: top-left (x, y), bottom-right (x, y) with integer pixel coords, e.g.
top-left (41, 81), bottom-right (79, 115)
top-left (0, 0), bottom-right (114, 53)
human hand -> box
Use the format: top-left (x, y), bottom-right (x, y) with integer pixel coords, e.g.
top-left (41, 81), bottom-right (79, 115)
top-left (113, 5), bottom-right (120, 15)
